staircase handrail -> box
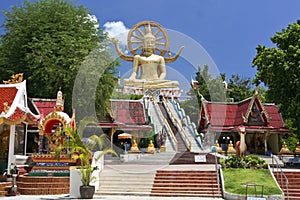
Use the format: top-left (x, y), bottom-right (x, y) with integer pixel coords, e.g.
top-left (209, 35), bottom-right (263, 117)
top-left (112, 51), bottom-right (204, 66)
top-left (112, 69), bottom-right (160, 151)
top-left (169, 99), bottom-right (203, 149)
top-left (272, 155), bottom-right (289, 200)
top-left (153, 101), bottom-right (178, 151)
top-left (162, 98), bottom-right (191, 151)
top-left (214, 152), bottom-right (221, 198)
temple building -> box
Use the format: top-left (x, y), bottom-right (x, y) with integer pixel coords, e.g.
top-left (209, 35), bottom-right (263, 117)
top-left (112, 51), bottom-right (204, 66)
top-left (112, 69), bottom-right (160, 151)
top-left (0, 75), bottom-right (40, 172)
top-left (198, 91), bottom-right (291, 155)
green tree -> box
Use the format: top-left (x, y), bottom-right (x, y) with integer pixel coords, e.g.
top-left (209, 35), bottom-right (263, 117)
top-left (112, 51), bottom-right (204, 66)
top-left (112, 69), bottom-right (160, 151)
top-left (0, 0), bottom-right (118, 117)
top-left (180, 64), bottom-right (226, 124)
top-left (194, 64), bottom-right (226, 103)
top-left (252, 19), bottom-right (300, 134)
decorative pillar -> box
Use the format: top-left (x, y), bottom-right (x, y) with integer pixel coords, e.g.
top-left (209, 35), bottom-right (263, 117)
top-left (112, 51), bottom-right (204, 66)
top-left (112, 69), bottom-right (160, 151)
top-left (7, 125), bottom-right (16, 174)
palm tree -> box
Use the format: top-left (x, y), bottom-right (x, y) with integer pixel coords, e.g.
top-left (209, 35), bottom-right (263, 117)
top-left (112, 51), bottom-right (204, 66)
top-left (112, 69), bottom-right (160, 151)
top-left (55, 117), bottom-right (117, 187)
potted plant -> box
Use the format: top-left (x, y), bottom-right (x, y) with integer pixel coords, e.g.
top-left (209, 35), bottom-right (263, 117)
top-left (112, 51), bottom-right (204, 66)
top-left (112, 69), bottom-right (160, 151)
top-left (55, 117), bottom-right (117, 199)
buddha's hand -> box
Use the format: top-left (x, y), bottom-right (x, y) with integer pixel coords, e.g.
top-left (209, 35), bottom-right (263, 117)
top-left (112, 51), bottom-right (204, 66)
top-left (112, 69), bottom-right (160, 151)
top-left (108, 37), bottom-right (118, 44)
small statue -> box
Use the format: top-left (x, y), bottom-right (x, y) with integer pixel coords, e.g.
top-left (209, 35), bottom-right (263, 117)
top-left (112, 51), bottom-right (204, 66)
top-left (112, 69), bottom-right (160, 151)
top-left (279, 142), bottom-right (292, 155)
top-left (129, 139), bottom-right (140, 153)
top-left (147, 140), bottom-right (155, 153)
top-left (214, 140), bottom-right (223, 154)
top-left (227, 140), bottom-right (236, 154)
top-left (236, 125), bottom-right (247, 157)
top-left (294, 142), bottom-right (300, 155)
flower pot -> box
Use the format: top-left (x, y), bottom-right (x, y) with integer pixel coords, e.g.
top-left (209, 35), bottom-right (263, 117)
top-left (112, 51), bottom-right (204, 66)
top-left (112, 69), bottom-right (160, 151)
top-left (80, 185), bottom-right (95, 199)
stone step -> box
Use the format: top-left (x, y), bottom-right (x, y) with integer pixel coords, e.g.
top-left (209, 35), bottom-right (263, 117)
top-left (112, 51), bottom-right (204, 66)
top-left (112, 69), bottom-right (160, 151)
top-left (150, 192), bottom-right (222, 197)
top-left (17, 175), bottom-right (70, 195)
top-left (97, 191), bottom-right (151, 196)
top-left (0, 182), bottom-right (11, 196)
top-left (17, 175), bottom-right (69, 183)
top-left (152, 187), bottom-right (219, 191)
top-left (154, 179), bottom-right (218, 184)
top-left (153, 183), bottom-right (219, 187)
top-left (151, 168), bottom-right (221, 197)
top-left (18, 187), bottom-right (69, 195)
top-left (17, 181), bottom-right (69, 188)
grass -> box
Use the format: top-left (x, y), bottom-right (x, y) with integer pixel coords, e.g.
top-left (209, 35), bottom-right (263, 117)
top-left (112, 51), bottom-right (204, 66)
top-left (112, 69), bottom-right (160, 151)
top-left (222, 168), bottom-right (282, 196)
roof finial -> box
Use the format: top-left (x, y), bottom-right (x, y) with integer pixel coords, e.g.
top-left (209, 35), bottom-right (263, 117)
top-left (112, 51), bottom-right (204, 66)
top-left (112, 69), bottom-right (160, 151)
top-left (55, 88), bottom-right (64, 112)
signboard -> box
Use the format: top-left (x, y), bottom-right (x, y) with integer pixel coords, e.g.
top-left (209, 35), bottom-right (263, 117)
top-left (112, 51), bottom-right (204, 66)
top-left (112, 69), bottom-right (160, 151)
top-left (247, 198), bottom-right (266, 200)
top-left (194, 155), bottom-right (206, 162)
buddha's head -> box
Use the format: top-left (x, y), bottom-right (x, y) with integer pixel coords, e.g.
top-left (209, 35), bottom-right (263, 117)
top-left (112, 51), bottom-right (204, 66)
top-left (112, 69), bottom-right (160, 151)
top-left (143, 24), bottom-right (156, 53)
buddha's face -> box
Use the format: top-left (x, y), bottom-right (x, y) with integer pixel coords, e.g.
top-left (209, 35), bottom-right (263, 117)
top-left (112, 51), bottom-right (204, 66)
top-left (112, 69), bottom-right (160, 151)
top-left (143, 33), bottom-right (156, 52)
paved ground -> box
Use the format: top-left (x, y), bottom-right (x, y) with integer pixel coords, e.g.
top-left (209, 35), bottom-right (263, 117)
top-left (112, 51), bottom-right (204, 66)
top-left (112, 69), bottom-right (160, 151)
top-left (1, 194), bottom-right (224, 200)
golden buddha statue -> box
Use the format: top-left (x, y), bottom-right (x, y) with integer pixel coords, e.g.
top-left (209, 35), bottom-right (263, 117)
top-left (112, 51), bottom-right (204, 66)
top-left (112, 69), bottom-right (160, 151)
top-left (214, 140), bottom-right (223, 154)
top-left (295, 142), bottom-right (300, 155)
top-left (147, 140), bottom-right (155, 153)
top-left (110, 21), bottom-right (184, 89)
top-left (279, 142), bottom-right (292, 155)
top-left (129, 139), bottom-right (140, 153)
top-left (227, 140), bottom-right (236, 154)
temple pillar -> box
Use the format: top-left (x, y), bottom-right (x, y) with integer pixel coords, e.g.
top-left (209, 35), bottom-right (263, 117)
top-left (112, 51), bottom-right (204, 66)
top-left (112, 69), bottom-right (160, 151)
top-left (7, 125), bottom-right (16, 174)
top-left (264, 131), bottom-right (269, 155)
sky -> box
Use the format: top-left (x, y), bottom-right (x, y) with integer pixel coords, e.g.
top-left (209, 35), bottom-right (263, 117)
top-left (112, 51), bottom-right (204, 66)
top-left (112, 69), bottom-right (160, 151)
top-left (1, 0), bottom-right (300, 94)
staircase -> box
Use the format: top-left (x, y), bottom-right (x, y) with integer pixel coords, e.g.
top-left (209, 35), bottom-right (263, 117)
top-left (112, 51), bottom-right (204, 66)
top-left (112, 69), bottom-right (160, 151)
top-left (274, 170), bottom-right (300, 200)
top-left (151, 170), bottom-right (222, 197)
top-left (158, 102), bottom-right (188, 152)
top-left (0, 182), bottom-right (11, 196)
top-left (17, 175), bottom-right (69, 195)
top-left (96, 165), bottom-right (157, 196)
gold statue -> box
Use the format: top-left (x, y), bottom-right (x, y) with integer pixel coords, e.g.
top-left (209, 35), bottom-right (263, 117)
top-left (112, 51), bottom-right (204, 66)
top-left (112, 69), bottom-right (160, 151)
top-left (214, 140), bottom-right (223, 154)
top-left (227, 140), bottom-right (236, 154)
top-left (129, 139), bottom-right (140, 153)
top-left (147, 140), bottom-right (155, 153)
top-left (295, 142), bottom-right (300, 155)
top-left (279, 142), bottom-right (293, 155)
top-left (110, 21), bottom-right (184, 89)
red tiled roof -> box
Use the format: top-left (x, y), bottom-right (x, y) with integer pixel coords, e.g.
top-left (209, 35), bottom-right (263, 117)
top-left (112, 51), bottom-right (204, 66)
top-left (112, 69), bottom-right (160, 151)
top-left (33, 99), bottom-right (56, 118)
top-left (0, 81), bottom-right (40, 124)
top-left (111, 100), bottom-right (148, 125)
top-left (199, 96), bottom-right (288, 133)
top-left (0, 87), bottom-right (18, 112)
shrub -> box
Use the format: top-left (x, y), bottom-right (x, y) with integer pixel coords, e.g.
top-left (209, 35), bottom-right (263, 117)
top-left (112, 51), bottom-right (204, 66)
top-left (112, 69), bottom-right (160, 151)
top-left (221, 154), bottom-right (268, 169)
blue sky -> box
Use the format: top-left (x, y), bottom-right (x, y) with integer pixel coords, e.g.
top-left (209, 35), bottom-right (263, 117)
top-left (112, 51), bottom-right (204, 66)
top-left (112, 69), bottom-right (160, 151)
top-left (1, 0), bottom-right (300, 93)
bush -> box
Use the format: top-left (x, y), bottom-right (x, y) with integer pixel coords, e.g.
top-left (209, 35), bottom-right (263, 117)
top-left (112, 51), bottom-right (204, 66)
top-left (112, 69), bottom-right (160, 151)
top-left (221, 154), bottom-right (268, 169)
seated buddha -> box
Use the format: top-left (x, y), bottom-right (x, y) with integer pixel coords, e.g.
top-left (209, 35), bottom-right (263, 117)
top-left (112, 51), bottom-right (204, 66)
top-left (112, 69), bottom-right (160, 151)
top-left (295, 142), bottom-right (300, 155)
top-left (227, 140), bottom-right (236, 154)
top-left (111, 23), bottom-right (180, 89)
top-left (214, 140), bottom-right (223, 154)
top-left (147, 140), bottom-right (155, 153)
top-left (129, 139), bottom-right (140, 153)
top-left (279, 142), bottom-right (292, 155)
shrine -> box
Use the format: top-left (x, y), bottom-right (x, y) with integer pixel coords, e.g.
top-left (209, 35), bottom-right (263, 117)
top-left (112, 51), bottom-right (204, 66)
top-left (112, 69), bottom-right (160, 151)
top-left (198, 91), bottom-right (291, 155)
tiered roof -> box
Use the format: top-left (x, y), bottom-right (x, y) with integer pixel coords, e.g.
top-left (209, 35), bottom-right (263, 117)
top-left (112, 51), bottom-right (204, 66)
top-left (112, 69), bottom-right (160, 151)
top-left (0, 81), bottom-right (40, 124)
top-left (100, 99), bottom-right (151, 131)
top-left (199, 94), bottom-right (289, 133)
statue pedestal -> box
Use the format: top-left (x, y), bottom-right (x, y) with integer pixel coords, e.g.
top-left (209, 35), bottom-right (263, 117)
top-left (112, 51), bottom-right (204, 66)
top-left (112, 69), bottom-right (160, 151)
top-left (122, 86), bottom-right (182, 98)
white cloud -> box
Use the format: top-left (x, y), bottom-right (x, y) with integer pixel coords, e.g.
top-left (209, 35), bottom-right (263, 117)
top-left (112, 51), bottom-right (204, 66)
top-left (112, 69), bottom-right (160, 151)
top-left (103, 21), bottom-right (129, 48)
